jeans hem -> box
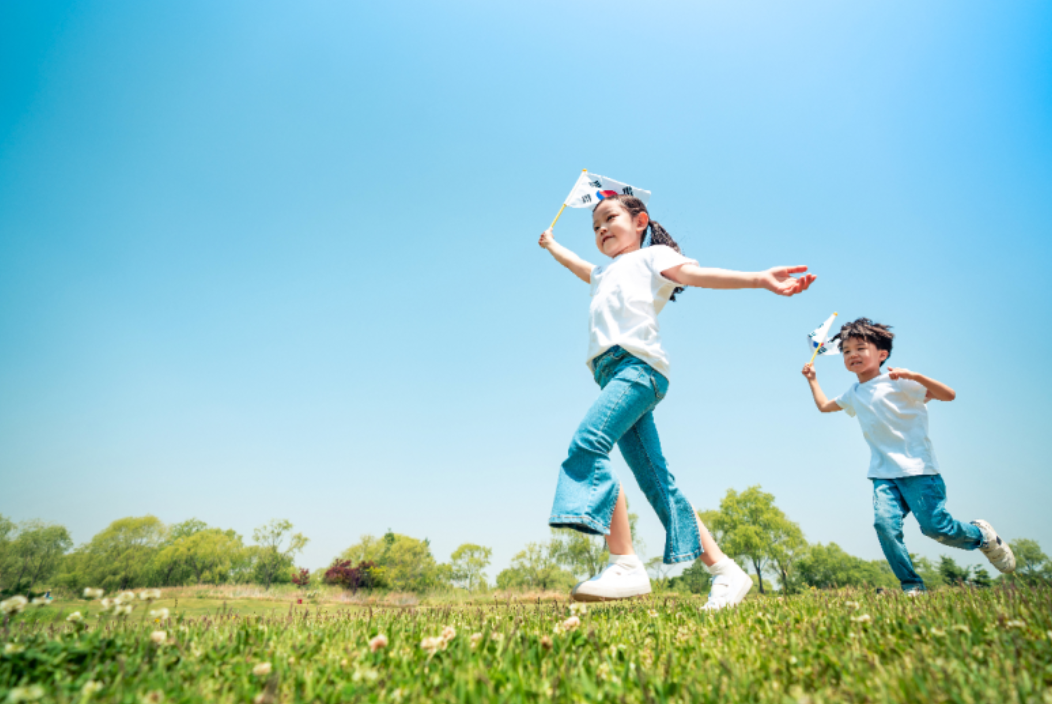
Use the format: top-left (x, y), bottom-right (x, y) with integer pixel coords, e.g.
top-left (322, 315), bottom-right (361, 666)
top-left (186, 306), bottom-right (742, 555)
top-left (663, 547), bottom-right (703, 566)
top-left (548, 515), bottom-right (608, 536)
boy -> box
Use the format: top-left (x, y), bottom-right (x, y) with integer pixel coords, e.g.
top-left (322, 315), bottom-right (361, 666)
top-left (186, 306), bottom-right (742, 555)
top-left (801, 317), bottom-right (1014, 593)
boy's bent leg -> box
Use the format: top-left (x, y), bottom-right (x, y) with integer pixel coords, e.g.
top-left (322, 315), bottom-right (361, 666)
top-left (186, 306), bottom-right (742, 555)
top-left (549, 363), bottom-right (662, 537)
top-left (872, 480), bottom-right (926, 592)
top-left (900, 475), bottom-right (982, 551)
top-left (617, 410), bottom-right (703, 565)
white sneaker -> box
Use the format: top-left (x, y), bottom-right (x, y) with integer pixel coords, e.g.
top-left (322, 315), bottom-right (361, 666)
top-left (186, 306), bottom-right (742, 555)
top-left (571, 561), bottom-right (651, 602)
top-left (702, 564), bottom-right (752, 611)
top-left (971, 520), bottom-right (1016, 573)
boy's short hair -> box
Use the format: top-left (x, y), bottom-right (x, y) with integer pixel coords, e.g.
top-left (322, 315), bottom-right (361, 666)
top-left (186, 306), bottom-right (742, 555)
top-left (831, 318), bottom-right (894, 365)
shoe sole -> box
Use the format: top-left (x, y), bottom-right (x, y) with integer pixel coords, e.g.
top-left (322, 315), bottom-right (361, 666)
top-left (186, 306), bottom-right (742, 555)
top-left (571, 585), bottom-right (652, 602)
top-left (973, 519), bottom-right (1017, 573)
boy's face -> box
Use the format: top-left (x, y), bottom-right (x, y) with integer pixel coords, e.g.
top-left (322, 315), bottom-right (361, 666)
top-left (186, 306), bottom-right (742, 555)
top-left (841, 336), bottom-right (888, 379)
top-left (593, 200), bottom-right (647, 258)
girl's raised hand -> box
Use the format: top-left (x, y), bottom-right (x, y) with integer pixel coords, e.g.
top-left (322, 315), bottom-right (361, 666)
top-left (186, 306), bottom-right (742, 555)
top-left (539, 228), bottom-right (555, 249)
top-left (761, 266), bottom-right (815, 296)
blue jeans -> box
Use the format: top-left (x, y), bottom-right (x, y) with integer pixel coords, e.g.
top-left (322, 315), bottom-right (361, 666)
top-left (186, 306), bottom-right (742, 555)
top-left (872, 475), bottom-right (983, 591)
top-left (549, 346), bottom-right (703, 564)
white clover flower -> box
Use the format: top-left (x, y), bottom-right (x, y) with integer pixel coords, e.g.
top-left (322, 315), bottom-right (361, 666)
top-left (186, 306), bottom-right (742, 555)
top-left (950, 624), bottom-right (971, 634)
top-left (114, 604), bottom-right (134, 617)
top-left (139, 689), bottom-right (164, 704)
top-left (31, 597), bottom-right (49, 607)
top-left (561, 616), bottom-right (581, 632)
top-left (150, 631), bottom-right (167, 645)
top-left (844, 601), bottom-right (861, 610)
top-left (420, 636), bottom-right (444, 655)
top-left (83, 588), bottom-right (105, 600)
top-left (4, 643), bottom-right (25, 655)
top-left (569, 602), bottom-right (588, 616)
top-left (252, 662), bottom-right (272, 677)
top-left (1, 596), bottom-right (29, 615)
top-left (930, 627), bottom-right (947, 637)
top-left (850, 613), bottom-right (872, 624)
top-left (470, 633), bottom-right (483, 649)
top-left (81, 680), bottom-right (103, 697)
top-left (115, 591), bottom-right (136, 605)
top-left (139, 589), bottom-right (162, 602)
top-left (647, 609), bottom-right (658, 618)
top-left (440, 626), bottom-right (456, 642)
top-left (1006, 619), bottom-right (1026, 629)
top-left (66, 611), bottom-right (85, 623)
top-left (150, 608), bottom-right (170, 621)
top-left (368, 634), bottom-right (388, 653)
top-left (7, 684), bottom-right (45, 702)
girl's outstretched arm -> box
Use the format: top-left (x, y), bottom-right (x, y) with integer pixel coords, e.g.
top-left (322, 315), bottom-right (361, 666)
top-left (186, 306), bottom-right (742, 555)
top-left (664, 264), bottom-right (815, 297)
top-left (539, 228), bottom-right (595, 284)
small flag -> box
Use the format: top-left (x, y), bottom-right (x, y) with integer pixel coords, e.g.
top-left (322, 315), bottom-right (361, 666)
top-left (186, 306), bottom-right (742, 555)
top-left (808, 312), bottom-right (841, 356)
top-left (563, 172), bottom-right (651, 209)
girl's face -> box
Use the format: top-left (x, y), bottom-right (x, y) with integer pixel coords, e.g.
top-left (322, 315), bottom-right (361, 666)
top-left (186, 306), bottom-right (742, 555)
top-left (593, 200), bottom-right (648, 258)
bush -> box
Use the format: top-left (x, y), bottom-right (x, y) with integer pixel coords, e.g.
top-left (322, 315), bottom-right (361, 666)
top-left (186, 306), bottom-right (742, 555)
top-left (323, 560), bottom-right (384, 592)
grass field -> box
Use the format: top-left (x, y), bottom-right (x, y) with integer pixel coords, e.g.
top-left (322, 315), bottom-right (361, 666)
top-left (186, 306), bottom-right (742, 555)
top-left (3, 583), bottom-right (1051, 703)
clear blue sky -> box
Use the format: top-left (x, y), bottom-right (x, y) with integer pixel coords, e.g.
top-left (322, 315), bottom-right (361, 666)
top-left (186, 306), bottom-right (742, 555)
top-left (2, 1), bottom-right (1050, 582)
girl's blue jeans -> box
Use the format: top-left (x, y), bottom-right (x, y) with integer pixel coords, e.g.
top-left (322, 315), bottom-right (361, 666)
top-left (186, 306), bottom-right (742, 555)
top-left (872, 474), bottom-right (983, 591)
top-left (548, 346), bottom-right (703, 565)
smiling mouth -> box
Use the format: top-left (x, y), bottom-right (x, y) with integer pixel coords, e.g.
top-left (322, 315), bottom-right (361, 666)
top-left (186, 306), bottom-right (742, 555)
top-left (601, 235), bottom-right (615, 246)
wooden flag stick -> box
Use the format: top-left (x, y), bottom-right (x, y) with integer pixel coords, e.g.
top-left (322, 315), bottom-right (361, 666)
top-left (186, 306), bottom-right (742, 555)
top-left (550, 169), bottom-right (588, 230)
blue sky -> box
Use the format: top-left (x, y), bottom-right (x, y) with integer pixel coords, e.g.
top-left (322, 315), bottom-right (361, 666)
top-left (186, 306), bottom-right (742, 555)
top-left (2, 1), bottom-right (1050, 582)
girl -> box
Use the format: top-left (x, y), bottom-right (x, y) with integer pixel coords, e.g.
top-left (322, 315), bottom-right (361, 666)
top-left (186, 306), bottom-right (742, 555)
top-left (539, 194), bottom-right (815, 608)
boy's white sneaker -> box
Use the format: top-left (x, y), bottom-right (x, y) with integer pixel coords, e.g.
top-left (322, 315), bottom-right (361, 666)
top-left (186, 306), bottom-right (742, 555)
top-left (702, 563), bottom-right (752, 611)
top-left (571, 561), bottom-right (651, 602)
top-left (971, 519), bottom-right (1016, 573)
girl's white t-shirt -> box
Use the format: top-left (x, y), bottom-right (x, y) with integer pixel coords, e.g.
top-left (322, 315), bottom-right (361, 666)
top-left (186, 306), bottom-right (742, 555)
top-left (833, 374), bottom-right (940, 479)
top-left (586, 245), bottom-right (697, 379)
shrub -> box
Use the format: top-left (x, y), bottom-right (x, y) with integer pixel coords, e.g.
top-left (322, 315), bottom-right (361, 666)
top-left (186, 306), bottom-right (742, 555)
top-left (323, 560), bottom-right (384, 592)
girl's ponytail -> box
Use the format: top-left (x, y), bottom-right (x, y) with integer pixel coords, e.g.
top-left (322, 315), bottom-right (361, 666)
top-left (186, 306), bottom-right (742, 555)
top-left (593, 193), bottom-right (687, 300)
top-left (646, 220), bottom-right (685, 300)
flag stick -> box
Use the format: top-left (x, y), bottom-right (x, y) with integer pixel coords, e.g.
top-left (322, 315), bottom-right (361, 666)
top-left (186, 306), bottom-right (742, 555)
top-left (549, 169), bottom-right (588, 230)
top-left (807, 312), bottom-right (838, 365)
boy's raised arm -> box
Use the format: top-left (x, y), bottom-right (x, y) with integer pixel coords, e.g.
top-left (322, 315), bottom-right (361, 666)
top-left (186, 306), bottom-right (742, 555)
top-left (539, 228), bottom-right (594, 284)
top-left (802, 363), bottom-right (843, 413)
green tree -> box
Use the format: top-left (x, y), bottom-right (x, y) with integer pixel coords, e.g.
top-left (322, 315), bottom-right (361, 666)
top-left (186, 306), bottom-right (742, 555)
top-left (937, 555), bottom-right (970, 586)
top-left (252, 519), bottom-right (308, 590)
top-left (167, 519), bottom-right (210, 543)
top-left (668, 559), bottom-right (712, 595)
top-left (1009, 539), bottom-right (1051, 582)
top-left (971, 566), bottom-right (993, 588)
top-left (496, 541), bottom-right (576, 591)
top-left (338, 531), bottom-right (446, 592)
top-left (0, 520), bottom-right (73, 595)
top-left (713, 486), bottom-right (803, 594)
top-left (151, 528), bottom-right (246, 585)
top-left (449, 544), bottom-right (492, 592)
top-left (64, 516), bottom-right (167, 592)
top-left (909, 554), bottom-right (944, 588)
top-left (795, 543), bottom-right (898, 590)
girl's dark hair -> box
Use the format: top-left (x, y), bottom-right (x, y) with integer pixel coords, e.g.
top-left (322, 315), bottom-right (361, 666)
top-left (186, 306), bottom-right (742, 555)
top-left (831, 318), bottom-right (894, 365)
top-left (594, 194), bottom-right (686, 300)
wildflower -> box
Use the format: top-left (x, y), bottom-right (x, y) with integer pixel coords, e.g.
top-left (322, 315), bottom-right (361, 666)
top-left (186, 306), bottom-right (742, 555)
top-left (150, 608), bottom-right (170, 621)
top-left (647, 609), bottom-right (658, 618)
top-left (470, 633), bottom-right (483, 649)
top-left (66, 611), bottom-right (85, 623)
top-left (1006, 619), bottom-right (1026, 629)
top-left (930, 627), bottom-right (946, 637)
top-left (252, 662), bottom-right (272, 676)
top-left (139, 690), bottom-right (164, 704)
top-left (150, 631), bottom-right (167, 646)
top-left (540, 636), bottom-right (553, 651)
top-left (81, 680), bottom-right (103, 697)
top-left (115, 591), bottom-right (136, 605)
top-left (369, 634), bottom-right (388, 653)
top-left (287, 656), bottom-right (296, 665)
top-left (850, 613), bottom-right (872, 624)
top-left (5, 643), bottom-right (25, 655)
top-left (139, 589), bottom-right (162, 602)
top-left (83, 588), bottom-right (105, 599)
top-left (31, 597), bottom-right (49, 607)
top-left (844, 601), bottom-right (861, 610)
top-left (0, 596), bottom-right (28, 615)
top-left (114, 604), bottom-right (134, 617)
top-left (100, 598), bottom-right (115, 612)
top-left (420, 636), bottom-right (444, 655)
top-left (570, 602), bottom-right (588, 616)
top-left (7, 684), bottom-right (45, 702)
top-left (441, 626), bottom-right (456, 642)
top-left (950, 624), bottom-right (971, 634)
top-left (561, 616), bottom-right (581, 632)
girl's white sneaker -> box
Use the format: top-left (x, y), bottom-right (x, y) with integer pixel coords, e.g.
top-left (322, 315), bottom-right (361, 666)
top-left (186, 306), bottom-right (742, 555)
top-left (702, 564), bottom-right (753, 610)
top-left (971, 519), bottom-right (1016, 573)
top-left (571, 561), bottom-right (652, 602)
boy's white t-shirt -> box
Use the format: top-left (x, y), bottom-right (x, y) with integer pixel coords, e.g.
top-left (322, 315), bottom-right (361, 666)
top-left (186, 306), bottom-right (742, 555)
top-left (586, 245), bottom-right (697, 379)
top-left (833, 374), bottom-right (940, 479)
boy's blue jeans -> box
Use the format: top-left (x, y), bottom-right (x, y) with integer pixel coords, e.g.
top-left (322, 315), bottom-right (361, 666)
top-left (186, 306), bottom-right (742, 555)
top-left (549, 346), bottom-right (703, 564)
top-left (872, 474), bottom-right (983, 591)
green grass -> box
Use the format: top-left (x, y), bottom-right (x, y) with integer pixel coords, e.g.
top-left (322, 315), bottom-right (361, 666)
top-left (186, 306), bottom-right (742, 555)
top-left (3, 583), bottom-right (1051, 703)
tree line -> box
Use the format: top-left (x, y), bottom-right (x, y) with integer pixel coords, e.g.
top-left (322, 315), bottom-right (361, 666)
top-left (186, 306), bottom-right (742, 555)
top-left (2, 486), bottom-right (1049, 598)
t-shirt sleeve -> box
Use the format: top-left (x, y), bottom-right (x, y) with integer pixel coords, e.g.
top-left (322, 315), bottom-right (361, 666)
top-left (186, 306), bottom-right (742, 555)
top-left (833, 387), bottom-right (856, 417)
top-left (898, 378), bottom-right (928, 404)
top-left (646, 245), bottom-right (698, 281)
